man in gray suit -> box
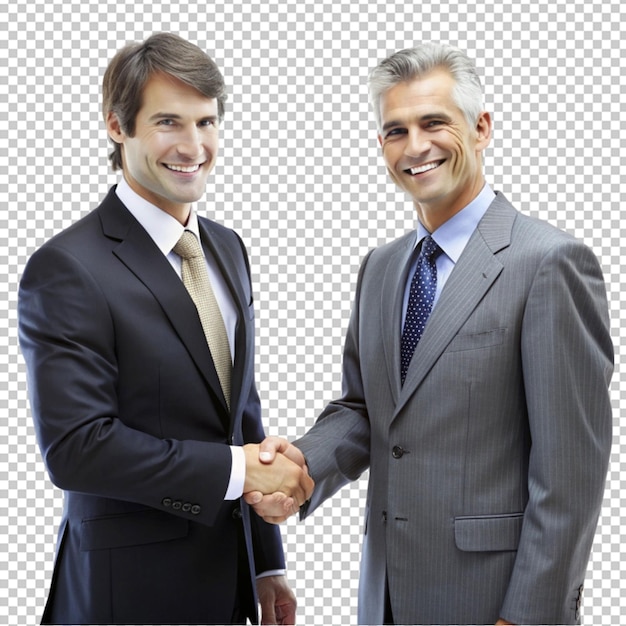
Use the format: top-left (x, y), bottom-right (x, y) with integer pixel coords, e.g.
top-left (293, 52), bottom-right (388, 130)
top-left (246, 44), bottom-right (613, 625)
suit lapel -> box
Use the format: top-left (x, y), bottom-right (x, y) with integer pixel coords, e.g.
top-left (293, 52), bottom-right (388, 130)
top-left (380, 234), bottom-right (416, 405)
top-left (98, 190), bottom-right (231, 423)
top-left (393, 193), bottom-right (516, 418)
top-left (197, 219), bottom-right (250, 420)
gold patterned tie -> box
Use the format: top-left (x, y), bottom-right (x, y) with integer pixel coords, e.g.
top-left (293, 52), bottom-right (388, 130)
top-left (173, 230), bottom-right (231, 410)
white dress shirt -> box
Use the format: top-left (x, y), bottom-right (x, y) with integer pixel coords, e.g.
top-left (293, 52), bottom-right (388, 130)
top-left (115, 178), bottom-right (245, 501)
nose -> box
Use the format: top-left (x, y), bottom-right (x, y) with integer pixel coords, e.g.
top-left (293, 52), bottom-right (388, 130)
top-left (404, 128), bottom-right (431, 158)
top-left (177, 125), bottom-right (205, 160)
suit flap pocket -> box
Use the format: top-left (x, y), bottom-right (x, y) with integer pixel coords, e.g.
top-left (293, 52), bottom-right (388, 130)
top-left (81, 509), bottom-right (189, 551)
top-left (454, 513), bottom-right (523, 552)
top-left (446, 328), bottom-right (506, 353)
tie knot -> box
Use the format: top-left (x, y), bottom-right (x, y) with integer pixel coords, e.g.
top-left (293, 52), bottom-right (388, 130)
top-left (421, 236), bottom-right (440, 261)
top-left (173, 230), bottom-right (203, 260)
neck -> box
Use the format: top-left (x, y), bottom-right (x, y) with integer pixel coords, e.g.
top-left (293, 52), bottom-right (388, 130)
top-left (415, 178), bottom-right (486, 233)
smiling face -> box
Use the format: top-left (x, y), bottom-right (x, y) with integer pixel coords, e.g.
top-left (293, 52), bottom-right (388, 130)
top-left (378, 68), bottom-right (492, 232)
top-left (106, 72), bottom-right (220, 224)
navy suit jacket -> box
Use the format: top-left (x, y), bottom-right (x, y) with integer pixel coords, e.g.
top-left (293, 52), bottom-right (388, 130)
top-left (18, 187), bottom-right (283, 625)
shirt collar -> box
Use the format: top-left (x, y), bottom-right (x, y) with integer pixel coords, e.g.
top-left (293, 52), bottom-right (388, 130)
top-left (115, 177), bottom-right (201, 256)
top-left (416, 183), bottom-right (495, 263)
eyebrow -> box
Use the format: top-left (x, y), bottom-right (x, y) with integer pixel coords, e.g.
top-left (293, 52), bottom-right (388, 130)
top-left (148, 113), bottom-right (219, 123)
top-left (149, 113), bottom-right (182, 122)
top-left (381, 113), bottom-right (453, 133)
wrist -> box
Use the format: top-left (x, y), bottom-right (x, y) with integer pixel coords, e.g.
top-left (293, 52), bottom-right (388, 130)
top-left (224, 446), bottom-right (246, 500)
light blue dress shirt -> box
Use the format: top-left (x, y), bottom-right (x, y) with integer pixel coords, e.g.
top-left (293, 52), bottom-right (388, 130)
top-left (402, 184), bottom-right (496, 329)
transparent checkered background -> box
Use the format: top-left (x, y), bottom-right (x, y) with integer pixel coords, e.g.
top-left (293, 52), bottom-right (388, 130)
top-left (1, 1), bottom-right (624, 624)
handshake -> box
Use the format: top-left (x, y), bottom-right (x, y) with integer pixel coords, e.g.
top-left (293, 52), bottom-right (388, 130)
top-left (243, 437), bottom-right (313, 524)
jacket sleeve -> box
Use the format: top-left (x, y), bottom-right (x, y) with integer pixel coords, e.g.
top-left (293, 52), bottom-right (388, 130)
top-left (18, 242), bottom-right (234, 527)
top-left (500, 240), bottom-right (613, 624)
top-left (234, 232), bottom-right (286, 573)
top-left (295, 251), bottom-right (373, 517)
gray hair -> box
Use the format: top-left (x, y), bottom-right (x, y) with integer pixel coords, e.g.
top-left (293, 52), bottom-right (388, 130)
top-left (368, 43), bottom-right (484, 131)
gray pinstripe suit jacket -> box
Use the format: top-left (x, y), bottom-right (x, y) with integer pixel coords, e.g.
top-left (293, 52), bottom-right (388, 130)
top-left (295, 192), bottom-right (613, 625)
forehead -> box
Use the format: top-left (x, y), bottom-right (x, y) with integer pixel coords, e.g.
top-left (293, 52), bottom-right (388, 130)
top-left (138, 72), bottom-right (218, 118)
top-left (379, 69), bottom-right (461, 124)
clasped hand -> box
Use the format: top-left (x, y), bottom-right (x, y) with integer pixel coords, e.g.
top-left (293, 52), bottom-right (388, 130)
top-left (243, 437), bottom-right (312, 524)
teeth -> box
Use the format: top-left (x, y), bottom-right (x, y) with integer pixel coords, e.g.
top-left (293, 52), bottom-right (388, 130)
top-left (165, 164), bottom-right (201, 173)
top-left (409, 161), bottom-right (442, 175)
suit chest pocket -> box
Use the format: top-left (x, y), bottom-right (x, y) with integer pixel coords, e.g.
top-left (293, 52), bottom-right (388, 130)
top-left (446, 328), bottom-right (506, 353)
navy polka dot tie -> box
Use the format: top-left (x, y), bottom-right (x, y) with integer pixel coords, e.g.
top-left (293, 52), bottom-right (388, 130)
top-left (400, 236), bottom-right (441, 385)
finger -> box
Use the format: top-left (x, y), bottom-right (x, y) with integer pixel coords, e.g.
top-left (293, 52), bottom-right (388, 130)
top-left (301, 472), bottom-right (315, 502)
top-left (250, 492), bottom-right (289, 516)
top-left (243, 491), bottom-right (263, 505)
top-left (260, 600), bottom-right (277, 626)
top-left (249, 493), bottom-right (299, 523)
top-left (263, 514), bottom-right (290, 524)
top-left (258, 436), bottom-right (290, 463)
top-left (290, 471), bottom-right (314, 506)
top-left (278, 603), bottom-right (297, 626)
top-left (280, 444), bottom-right (306, 469)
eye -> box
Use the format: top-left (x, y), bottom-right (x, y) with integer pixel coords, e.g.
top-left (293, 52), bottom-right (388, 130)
top-left (157, 119), bottom-right (176, 127)
top-left (199, 118), bottom-right (218, 128)
top-left (384, 128), bottom-right (407, 139)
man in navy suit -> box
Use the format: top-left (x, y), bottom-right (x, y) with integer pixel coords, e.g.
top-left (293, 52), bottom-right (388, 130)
top-left (18, 33), bottom-right (312, 625)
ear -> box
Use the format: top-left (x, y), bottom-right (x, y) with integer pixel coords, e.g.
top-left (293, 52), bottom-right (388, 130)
top-left (475, 111), bottom-right (492, 152)
top-left (377, 133), bottom-right (383, 148)
top-left (106, 110), bottom-right (125, 144)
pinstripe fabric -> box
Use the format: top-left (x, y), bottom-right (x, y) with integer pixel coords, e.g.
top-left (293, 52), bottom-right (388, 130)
top-left (296, 192), bottom-right (613, 625)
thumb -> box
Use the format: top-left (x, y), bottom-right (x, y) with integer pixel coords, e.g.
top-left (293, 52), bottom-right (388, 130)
top-left (258, 436), bottom-right (290, 463)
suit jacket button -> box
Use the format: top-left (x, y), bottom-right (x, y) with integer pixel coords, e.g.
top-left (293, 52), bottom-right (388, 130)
top-left (392, 445), bottom-right (405, 459)
top-left (162, 497), bottom-right (172, 508)
top-left (191, 504), bottom-right (201, 515)
top-left (182, 502), bottom-right (191, 512)
top-left (172, 500), bottom-right (182, 510)
top-left (232, 507), bottom-right (242, 520)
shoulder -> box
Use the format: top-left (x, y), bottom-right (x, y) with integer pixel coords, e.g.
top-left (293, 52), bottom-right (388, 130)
top-left (366, 230), bottom-right (415, 264)
top-left (512, 211), bottom-right (576, 248)
top-left (487, 192), bottom-right (595, 264)
top-left (22, 215), bottom-right (104, 292)
top-left (39, 210), bottom-right (101, 252)
top-left (511, 213), bottom-right (599, 278)
top-left (353, 231), bottom-right (414, 287)
top-left (490, 198), bottom-right (606, 290)
top-left (198, 215), bottom-right (242, 246)
top-left (20, 189), bottom-right (133, 294)
top-left (29, 187), bottom-right (124, 259)
top-left (197, 216), bottom-right (252, 285)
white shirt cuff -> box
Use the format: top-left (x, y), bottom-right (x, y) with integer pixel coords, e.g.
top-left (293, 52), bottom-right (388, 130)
top-left (256, 569), bottom-right (286, 579)
top-left (224, 446), bottom-right (246, 500)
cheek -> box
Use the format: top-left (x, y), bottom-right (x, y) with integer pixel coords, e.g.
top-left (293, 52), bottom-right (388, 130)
top-left (381, 142), bottom-right (401, 172)
top-left (447, 132), bottom-right (472, 178)
top-left (206, 138), bottom-right (220, 162)
top-left (381, 145), bottom-right (403, 185)
top-left (146, 134), bottom-right (175, 159)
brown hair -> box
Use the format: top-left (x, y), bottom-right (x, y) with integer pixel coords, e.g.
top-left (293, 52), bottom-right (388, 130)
top-left (102, 32), bottom-right (227, 171)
